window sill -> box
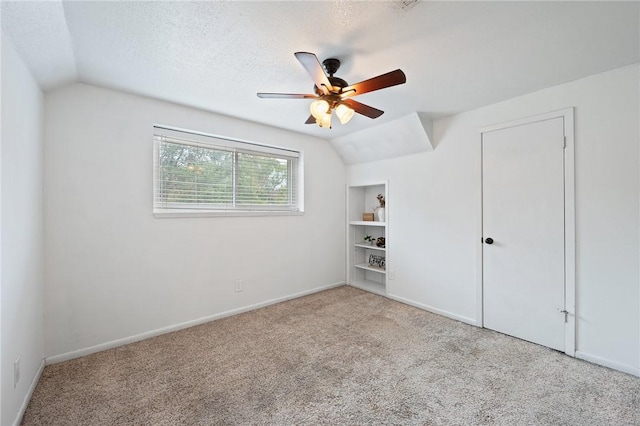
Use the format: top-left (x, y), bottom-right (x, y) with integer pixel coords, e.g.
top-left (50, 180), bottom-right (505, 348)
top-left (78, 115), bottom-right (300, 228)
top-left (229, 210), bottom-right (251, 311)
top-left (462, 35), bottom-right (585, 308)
top-left (153, 210), bottom-right (304, 218)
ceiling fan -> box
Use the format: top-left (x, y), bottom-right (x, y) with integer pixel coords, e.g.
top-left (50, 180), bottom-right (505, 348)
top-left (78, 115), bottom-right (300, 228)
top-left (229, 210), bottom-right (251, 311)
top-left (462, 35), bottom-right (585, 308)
top-left (257, 52), bottom-right (406, 128)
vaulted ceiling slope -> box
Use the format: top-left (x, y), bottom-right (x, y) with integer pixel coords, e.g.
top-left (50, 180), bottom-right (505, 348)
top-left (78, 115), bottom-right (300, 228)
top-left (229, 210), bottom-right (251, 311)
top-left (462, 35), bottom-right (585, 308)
top-left (2, 1), bottom-right (639, 139)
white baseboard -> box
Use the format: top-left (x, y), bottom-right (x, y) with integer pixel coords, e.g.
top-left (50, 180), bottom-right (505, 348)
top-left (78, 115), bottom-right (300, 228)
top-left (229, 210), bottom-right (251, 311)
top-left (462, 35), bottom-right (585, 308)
top-left (386, 293), bottom-right (477, 326)
top-left (382, 296), bottom-right (640, 378)
top-left (46, 282), bottom-right (345, 365)
top-left (575, 351), bottom-right (640, 377)
top-left (12, 358), bottom-right (45, 426)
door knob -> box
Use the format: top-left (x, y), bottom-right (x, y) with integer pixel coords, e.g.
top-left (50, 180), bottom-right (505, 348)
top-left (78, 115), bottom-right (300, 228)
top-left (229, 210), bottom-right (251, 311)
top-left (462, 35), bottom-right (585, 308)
top-left (485, 237), bottom-right (494, 245)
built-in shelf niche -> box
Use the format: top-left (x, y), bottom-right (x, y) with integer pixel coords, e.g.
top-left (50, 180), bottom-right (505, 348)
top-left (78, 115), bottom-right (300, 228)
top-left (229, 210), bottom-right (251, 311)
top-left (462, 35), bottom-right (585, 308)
top-left (347, 182), bottom-right (388, 296)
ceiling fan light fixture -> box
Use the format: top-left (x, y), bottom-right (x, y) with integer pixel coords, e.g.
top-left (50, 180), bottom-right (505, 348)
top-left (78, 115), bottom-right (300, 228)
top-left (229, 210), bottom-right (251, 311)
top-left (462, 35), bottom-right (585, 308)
top-left (317, 112), bottom-right (332, 128)
top-left (310, 99), bottom-right (330, 120)
top-left (335, 103), bottom-right (355, 124)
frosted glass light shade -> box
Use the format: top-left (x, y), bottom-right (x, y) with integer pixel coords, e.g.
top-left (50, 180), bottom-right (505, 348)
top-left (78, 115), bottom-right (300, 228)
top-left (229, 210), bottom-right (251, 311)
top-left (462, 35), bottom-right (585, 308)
top-left (317, 112), bottom-right (332, 128)
top-left (335, 103), bottom-right (355, 124)
top-left (310, 99), bottom-right (330, 120)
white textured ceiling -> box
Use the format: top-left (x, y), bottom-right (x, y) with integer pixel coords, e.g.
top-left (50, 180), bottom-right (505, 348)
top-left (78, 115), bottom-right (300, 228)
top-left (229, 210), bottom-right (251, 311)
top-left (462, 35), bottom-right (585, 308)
top-left (1, 0), bottom-right (77, 89)
top-left (2, 1), bottom-right (639, 139)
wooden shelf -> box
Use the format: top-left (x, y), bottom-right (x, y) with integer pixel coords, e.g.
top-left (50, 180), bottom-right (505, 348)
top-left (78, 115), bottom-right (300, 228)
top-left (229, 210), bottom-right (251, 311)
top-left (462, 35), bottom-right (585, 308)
top-left (350, 221), bottom-right (386, 227)
top-left (354, 243), bottom-right (386, 252)
top-left (355, 263), bottom-right (386, 274)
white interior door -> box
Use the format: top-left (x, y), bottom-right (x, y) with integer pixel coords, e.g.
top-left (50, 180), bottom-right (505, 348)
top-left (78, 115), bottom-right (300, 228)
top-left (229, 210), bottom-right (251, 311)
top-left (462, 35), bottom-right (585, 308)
top-left (482, 117), bottom-right (566, 351)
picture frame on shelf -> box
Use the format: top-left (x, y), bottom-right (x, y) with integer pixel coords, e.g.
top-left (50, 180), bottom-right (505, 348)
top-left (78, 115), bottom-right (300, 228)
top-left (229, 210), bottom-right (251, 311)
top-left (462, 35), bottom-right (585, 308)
top-left (368, 254), bottom-right (386, 269)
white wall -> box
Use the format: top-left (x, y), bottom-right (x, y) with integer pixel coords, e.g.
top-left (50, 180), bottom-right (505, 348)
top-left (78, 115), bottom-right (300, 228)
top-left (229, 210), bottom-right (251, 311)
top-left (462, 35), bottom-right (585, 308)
top-left (1, 34), bottom-right (45, 425)
top-left (44, 84), bottom-right (346, 359)
top-left (349, 64), bottom-right (640, 375)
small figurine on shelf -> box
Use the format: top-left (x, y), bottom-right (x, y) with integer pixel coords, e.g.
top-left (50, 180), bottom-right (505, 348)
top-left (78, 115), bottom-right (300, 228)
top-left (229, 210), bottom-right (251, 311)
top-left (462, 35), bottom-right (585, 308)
top-left (376, 237), bottom-right (386, 248)
top-left (364, 235), bottom-right (376, 245)
top-left (373, 193), bottom-right (386, 222)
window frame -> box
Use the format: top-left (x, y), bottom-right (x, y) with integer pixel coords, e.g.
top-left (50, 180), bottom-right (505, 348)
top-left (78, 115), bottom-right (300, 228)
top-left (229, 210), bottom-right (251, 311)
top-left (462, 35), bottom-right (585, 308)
top-left (153, 126), bottom-right (304, 218)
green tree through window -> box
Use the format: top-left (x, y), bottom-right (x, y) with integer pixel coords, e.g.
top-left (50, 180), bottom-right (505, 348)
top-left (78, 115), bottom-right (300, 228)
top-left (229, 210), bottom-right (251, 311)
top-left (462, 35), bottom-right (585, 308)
top-left (158, 142), bottom-right (233, 205)
top-left (236, 153), bottom-right (289, 206)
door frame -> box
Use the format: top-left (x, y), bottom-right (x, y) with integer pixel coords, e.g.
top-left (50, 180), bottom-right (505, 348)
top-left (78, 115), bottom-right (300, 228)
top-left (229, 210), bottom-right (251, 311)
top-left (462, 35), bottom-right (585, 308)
top-left (476, 108), bottom-right (575, 356)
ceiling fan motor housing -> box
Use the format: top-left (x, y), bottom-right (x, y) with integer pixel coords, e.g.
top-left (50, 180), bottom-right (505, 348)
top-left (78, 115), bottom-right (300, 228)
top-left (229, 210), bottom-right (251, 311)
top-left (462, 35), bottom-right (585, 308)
top-left (312, 58), bottom-right (348, 95)
top-left (314, 78), bottom-right (348, 95)
top-left (322, 58), bottom-right (341, 76)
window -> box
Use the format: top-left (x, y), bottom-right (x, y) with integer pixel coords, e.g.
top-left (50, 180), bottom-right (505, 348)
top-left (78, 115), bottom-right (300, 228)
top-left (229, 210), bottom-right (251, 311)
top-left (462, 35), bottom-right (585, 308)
top-left (153, 126), bottom-right (303, 217)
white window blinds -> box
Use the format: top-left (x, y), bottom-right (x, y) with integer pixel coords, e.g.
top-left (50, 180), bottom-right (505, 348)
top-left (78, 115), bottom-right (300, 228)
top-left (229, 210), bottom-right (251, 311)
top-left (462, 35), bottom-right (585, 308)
top-left (153, 126), bottom-right (302, 216)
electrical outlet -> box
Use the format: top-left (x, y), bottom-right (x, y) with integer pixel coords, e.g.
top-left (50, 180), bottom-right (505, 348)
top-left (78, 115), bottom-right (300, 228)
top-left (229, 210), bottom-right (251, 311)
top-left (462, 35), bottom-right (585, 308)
top-left (389, 270), bottom-right (396, 280)
top-left (14, 357), bottom-right (20, 388)
top-left (235, 279), bottom-right (243, 292)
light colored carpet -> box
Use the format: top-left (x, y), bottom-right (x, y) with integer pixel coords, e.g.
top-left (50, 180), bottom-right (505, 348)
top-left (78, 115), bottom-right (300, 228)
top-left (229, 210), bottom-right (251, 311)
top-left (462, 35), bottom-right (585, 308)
top-left (23, 286), bottom-right (640, 425)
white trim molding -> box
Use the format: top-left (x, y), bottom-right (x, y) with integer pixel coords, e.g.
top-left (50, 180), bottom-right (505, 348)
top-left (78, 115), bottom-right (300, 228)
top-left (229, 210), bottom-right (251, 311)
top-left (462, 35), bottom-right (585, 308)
top-left (387, 293), bottom-right (477, 326)
top-left (12, 359), bottom-right (45, 426)
top-left (46, 282), bottom-right (344, 365)
top-left (575, 351), bottom-right (640, 377)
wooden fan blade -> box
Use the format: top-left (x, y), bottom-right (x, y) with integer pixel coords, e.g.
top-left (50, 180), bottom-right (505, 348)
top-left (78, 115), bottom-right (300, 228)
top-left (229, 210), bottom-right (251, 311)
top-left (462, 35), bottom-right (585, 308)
top-left (294, 52), bottom-right (333, 94)
top-left (341, 99), bottom-right (384, 119)
top-left (340, 69), bottom-right (406, 98)
top-left (304, 115), bottom-right (316, 124)
top-left (257, 93), bottom-right (317, 99)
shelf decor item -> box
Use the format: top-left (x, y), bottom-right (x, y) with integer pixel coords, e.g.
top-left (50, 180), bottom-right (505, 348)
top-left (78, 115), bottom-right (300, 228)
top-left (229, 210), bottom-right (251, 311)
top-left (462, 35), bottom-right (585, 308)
top-left (376, 237), bottom-right (386, 248)
top-left (364, 235), bottom-right (376, 245)
top-left (362, 213), bottom-right (374, 221)
top-left (369, 254), bottom-right (386, 269)
top-left (374, 193), bottom-right (386, 222)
